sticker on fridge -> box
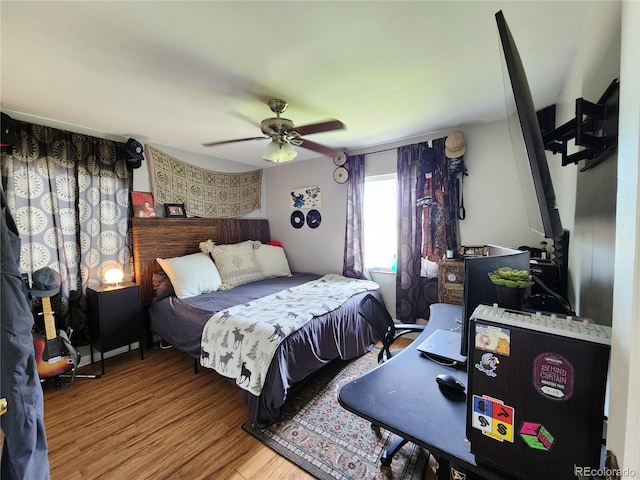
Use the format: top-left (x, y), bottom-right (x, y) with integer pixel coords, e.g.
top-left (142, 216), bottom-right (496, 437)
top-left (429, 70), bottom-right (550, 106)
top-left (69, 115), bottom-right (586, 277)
top-left (471, 394), bottom-right (515, 443)
top-left (475, 325), bottom-right (511, 357)
top-left (533, 352), bottom-right (575, 401)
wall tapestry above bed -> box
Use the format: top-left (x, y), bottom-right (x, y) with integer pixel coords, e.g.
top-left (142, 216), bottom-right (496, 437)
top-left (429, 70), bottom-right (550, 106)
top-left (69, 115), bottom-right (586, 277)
top-left (146, 145), bottom-right (262, 218)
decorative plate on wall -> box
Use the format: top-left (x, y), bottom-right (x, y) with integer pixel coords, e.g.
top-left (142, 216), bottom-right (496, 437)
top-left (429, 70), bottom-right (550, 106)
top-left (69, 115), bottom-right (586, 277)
top-left (290, 210), bottom-right (305, 229)
top-left (333, 151), bottom-right (347, 166)
top-left (333, 167), bottom-right (349, 184)
top-left (306, 209), bottom-right (322, 228)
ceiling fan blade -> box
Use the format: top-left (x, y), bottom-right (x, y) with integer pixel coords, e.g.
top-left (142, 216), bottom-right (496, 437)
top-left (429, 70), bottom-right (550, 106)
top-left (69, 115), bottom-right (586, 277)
top-left (291, 119), bottom-right (345, 136)
top-left (202, 136), bottom-right (268, 147)
top-left (295, 138), bottom-right (343, 158)
top-left (228, 111), bottom-right (262, 128)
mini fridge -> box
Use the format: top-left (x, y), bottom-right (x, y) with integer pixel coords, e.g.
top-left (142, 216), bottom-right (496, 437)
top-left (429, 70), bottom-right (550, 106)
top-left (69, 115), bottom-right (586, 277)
top-left (466, 305), bottom-right (611, 480)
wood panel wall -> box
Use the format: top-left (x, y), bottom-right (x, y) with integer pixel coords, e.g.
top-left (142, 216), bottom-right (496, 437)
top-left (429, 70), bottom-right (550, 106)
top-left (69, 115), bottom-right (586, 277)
top-left (131, 217), bottom-right (270, 305)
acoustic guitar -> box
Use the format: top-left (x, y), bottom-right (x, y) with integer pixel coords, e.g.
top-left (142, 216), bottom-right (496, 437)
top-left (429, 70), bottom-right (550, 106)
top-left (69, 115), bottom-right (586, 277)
top-left (33, 297), bottom-right (74, 379)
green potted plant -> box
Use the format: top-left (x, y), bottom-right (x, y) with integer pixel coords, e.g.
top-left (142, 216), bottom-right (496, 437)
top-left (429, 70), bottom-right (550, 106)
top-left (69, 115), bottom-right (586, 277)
top-left (488, 267), bottom-right (533, 310)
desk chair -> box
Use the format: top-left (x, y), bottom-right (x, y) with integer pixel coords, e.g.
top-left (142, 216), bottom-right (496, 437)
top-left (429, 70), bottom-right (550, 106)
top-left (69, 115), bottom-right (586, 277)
top-left (358, 294), bottom-right (426, 466)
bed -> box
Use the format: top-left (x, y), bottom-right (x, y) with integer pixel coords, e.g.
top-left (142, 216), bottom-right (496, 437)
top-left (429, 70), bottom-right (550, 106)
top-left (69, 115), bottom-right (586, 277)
top-left (131, 217), bottom-right (379, 427)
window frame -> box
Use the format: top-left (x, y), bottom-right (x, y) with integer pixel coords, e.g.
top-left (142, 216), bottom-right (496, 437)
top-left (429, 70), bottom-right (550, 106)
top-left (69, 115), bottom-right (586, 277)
top-left (363, 173), bottom-right (398, 273)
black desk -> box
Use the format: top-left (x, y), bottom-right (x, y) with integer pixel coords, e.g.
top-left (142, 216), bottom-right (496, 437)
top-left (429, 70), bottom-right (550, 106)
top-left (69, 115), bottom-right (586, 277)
top-left (338, 303), bottom-right (511, 480)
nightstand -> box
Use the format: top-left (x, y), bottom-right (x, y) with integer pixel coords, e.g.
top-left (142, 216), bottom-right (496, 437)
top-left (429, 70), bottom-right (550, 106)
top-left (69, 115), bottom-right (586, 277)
top-left (87, 283), bottom-right (143, 375)
top-left (437, 260), bottom-right (465, 305)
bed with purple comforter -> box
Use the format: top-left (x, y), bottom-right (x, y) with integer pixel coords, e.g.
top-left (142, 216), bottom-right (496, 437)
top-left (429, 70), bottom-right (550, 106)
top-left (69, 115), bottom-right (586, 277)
top-left (131, 218), bottom-right (378, 427)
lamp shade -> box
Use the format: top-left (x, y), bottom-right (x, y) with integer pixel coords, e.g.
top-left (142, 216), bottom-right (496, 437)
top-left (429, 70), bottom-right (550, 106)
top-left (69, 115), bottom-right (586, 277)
top-left (104, 268), bottom-right (124, 285)
top-left (263, 140), bottom-right (298, 163)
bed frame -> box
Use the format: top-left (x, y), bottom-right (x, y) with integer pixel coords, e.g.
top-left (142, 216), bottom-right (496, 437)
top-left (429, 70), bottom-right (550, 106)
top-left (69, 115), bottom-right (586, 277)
top-left (131, 217), bottom-right (271, 305)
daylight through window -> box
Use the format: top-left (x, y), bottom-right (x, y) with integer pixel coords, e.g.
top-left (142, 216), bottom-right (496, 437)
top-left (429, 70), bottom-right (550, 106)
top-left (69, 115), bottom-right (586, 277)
top-left (363, 174), bottom-right (397, 270)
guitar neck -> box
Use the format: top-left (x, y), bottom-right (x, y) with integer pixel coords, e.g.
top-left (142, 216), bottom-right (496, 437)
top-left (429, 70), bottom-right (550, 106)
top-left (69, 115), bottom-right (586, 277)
top-left (41, 298), bottom-right (58, 340)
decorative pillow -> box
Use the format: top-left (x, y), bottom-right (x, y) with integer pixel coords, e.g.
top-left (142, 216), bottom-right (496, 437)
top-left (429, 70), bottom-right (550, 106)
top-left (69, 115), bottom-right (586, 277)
top-left (156, 252), bottom-right (222, 299)
top-left (254, 243), bottom-right (292, 278)
top-left (203, 240), bottom-right (264, 290)
top-left (152, 270), bottom-right (175, 300)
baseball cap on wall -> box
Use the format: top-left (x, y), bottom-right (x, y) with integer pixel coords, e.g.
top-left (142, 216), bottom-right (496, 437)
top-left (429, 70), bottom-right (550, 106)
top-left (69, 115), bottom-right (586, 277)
top-left (125, 138), bottom-right (144, 169)
top-left (30, 267), bottom-right (61, 297)
top-left (1, 112), bottom-right (19, 148)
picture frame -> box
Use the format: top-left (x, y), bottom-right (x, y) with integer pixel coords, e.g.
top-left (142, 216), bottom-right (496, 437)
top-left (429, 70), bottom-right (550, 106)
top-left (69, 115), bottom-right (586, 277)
top-left (164, 203), bottom-right (187, 218)
top-left (131, 191), bottom-right (164, 218)
top-left (459, 245), bottom-right (488, 257)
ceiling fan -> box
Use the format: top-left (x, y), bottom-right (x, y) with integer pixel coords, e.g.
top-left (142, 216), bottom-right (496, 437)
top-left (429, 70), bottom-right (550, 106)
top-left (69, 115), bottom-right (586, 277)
top-left (202, 98), bottom-right (346, 163)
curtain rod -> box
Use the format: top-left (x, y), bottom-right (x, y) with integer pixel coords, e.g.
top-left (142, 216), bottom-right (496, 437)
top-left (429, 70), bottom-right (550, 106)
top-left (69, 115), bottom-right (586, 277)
top-left (355, 140), bottom-right (436, 157)
top-left (351, 134), bottom-right (447, 158)
top-left (361, 145), bottom-right (401, 156)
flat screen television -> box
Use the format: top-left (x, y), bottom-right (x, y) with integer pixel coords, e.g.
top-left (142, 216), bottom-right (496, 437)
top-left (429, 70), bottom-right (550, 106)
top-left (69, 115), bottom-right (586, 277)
top-left (460, 246), bottom-right (530, 357)
top-left (496, 10), bottom-right (563, 240)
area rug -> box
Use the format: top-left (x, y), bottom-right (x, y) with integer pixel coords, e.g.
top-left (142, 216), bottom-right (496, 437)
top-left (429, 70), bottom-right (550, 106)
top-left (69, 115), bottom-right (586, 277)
top-left (242, 349), bottom-right (429, 480)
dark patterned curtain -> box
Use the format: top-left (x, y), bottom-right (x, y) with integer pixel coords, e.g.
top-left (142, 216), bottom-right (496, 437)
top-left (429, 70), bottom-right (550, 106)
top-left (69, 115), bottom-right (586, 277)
top-left (423, 137), bottom-right (458, 260)
top-left (396, 138), bottom-right (459, 323)
top-left (431, 137), bottom-right (459, 254)
top-left (1, 120), bottom-right (132, 344)
top-left (342, 154), bottom-right (365, 279)
top-left (396, 139), bottom-right (459, 323)
top-left (396, 142), bottom-right (432, 322)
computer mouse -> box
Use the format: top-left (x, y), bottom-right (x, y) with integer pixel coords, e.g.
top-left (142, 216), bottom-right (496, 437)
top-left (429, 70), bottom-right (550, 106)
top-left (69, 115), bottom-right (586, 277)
top-left (436, 373), bottom-right (465, 393)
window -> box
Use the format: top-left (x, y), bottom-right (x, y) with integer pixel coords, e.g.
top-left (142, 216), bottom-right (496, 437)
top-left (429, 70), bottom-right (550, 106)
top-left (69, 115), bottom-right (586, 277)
top-left (363, 174), bottom-right (397, 270)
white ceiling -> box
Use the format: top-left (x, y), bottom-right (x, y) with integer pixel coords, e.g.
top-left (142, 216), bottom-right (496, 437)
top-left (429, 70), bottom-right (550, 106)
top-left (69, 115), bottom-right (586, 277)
top-left (1, 1), bottom-right (594, 168)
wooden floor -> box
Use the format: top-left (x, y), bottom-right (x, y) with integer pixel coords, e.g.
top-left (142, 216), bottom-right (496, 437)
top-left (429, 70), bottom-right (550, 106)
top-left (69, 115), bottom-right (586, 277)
top-left (42, 346), bottom-right (315, 480)
top-left (24, 336), bottom-right (440, 480)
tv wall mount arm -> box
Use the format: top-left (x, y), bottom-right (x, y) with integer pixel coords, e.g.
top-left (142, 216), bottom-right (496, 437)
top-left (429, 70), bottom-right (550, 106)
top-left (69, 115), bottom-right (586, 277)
top-left (542, 78), bottom-right (619, 172)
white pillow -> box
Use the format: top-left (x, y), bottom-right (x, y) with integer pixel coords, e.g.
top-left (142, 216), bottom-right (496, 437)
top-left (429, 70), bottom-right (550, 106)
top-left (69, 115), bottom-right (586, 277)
top-left (156, 252), bottom-right (222, 299)
top-left (205, 240), bottom-right (264, 290)
top-left (255, 244), bottom-right (292, 278)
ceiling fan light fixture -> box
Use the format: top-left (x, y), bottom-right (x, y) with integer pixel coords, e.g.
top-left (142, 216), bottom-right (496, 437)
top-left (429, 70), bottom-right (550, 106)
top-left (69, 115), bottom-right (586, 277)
top-left (263, 140), bottom-right (298, 163)
top-left (204, 99), bottom-right (344, 161)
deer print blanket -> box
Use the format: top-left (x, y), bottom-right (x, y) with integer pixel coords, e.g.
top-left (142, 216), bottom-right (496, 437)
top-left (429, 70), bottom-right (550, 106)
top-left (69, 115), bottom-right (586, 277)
top-left (200, 274), bottom-right (378, 396)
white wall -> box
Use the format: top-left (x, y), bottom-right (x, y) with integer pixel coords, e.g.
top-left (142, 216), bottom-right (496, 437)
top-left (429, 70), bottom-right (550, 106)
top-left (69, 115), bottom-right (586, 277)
top-left (368, 271), bottom-right (397, 320)
top-left (607, 0), bottom-right (640, 470)
top-left (458, 121), bottom-right (545, 249)
top-left (264, 157), bottom-right (347, 275)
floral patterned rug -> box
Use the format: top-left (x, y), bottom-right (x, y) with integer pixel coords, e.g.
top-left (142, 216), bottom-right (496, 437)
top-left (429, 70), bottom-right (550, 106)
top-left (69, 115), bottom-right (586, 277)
top-left (242, 348), bottom-right (428, 480)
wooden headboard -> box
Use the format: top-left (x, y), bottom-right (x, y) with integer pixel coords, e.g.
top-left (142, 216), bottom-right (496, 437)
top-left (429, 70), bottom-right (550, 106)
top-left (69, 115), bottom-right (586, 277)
top-left (131, 217), bottom-right (270, 305)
